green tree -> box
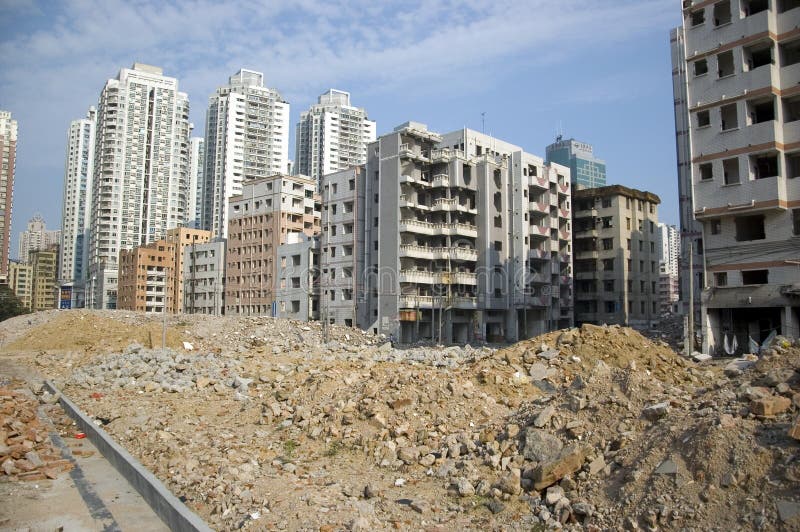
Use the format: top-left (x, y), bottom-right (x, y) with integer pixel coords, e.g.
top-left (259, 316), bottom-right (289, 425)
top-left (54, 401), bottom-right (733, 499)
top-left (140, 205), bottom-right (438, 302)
top-left (0, 285), bottom-right (29, 322)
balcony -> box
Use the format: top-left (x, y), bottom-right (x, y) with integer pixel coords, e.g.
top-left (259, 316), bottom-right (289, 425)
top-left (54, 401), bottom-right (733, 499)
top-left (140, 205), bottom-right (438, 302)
top-left (694, 175), bottom-right (787, 218)
top-left (559, 253), bottom-right (571, 263)
top-left (399, 244), bottom-right (435, 260)
top-left (435, 223), bottom-right (478, 238)
top-left (399, 219), bottom-right (435, 235)
top-left (399, 174), bottom-right (430, 188)
top-left (399, 143), bottom-right (429, 161)
top-left (529, 201), bottom-right (549, 213)
top-left (441, 247), bottom-right (478, 262)
top-left (436, 272), bottom-right (478, 285)
top-left (559, 229), bottom-right (571, 241)
top-left (452, 296), bottom-right (478, 309)
top-left (432, 198), bottom-right (456, 211)
top-left (530, 175), bottom-right (549, 190)
top-left (530, 224), bottom-right (550, 237)
top-left (431, 174), bottom-right (450, 187)
top-left (399, 295), bottom-right (442, 309)
top-left (529, 248), bottom-right (549, 260)
top-left (399, 270), bottom-right (435, 284)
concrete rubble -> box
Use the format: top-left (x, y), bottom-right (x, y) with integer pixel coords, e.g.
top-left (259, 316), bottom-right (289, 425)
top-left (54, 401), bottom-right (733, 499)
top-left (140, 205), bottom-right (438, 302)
top-left (0, 309), bottom-right (798, 530)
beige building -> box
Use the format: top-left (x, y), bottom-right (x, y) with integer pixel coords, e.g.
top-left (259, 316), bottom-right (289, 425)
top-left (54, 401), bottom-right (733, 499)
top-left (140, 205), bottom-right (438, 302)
top-left (165, 227), bottom-right (212, 312)
top-left (117, 240), bottom-right (177, 313)
top-left (9, 261), bottom-right (33, 310)
top-left (573, 185), bottom-right (661, 329)
top-left (0, 111), bottom-right (17, 283)
top-left (672, 1), bottom-right (800, 353)
top-left (225, 174), bottom-right (320, 315)
top-left (29, 246), bottom-right (58, 311)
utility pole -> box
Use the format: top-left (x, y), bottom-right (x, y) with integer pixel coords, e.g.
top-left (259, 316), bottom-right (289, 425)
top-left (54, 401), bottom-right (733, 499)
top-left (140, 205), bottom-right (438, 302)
top-left (687, 239), bottom-right (694, 357)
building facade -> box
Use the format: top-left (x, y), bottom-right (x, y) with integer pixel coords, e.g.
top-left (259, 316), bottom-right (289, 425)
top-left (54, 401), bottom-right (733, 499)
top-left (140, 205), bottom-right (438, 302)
top-left (295, 89), bottom-right (376, 184)
top-left (29, 246), bottom-right (58, 311)
top-left (657, 222), bottom-right (680, 314)
top-left (275, 233), bottom-right (320, 321)
top-left (225, 174), bottom-right (320, 315)
top-left (319, 166), bottom-right (368, 328)
top-left (573, 185), bottom-right (661, 328)
top-left (59, 107), bottom-right (96, 308)
top-left (202, 70), bottom-right (290, 238)
top-left (363, 122), bottom-right (572, 344)
top-left (545, 136), bottom-right (607, 189)
top-left (673, 1), bottom-right (800, 353)
top-left (87, 63), bottom-right (191, 310)
top-left (19, 215), bottom-right (60, 263)
top-left (187, 137), bottom-right (204, 229)
top-left (183, 238), bottom-right (226, 315)
top-left (165, 227), bottom-right (212, 313)
top-left (8, 261), bottom-right (32, 310)
top-left (117, 240), bottom-right (176, 313)
top-left (0, 111), bottom-right (17, 283)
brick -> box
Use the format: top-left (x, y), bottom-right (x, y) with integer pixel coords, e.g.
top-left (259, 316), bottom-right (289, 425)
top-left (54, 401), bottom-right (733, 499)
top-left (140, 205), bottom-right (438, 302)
top-left (751, 396), bottom-right (792, 417)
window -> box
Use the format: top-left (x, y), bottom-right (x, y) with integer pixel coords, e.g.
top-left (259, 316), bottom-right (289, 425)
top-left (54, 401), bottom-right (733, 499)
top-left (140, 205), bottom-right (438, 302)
top-left (743, 42), bottom-right (773, 71)
top-left (794, 209), bottom-right (800, 235)
top-left (743, 0), bottom-right (769, 16)
top-left (747, 98), bottom-right (775, 124)
top-left (604, 280), bottom-right (614, 292)
top-left (627, 238), bottom-right (631, 250)
top-left (694, 58), bottom-right (709, 76)
top-left (697, 110), bottom-right (710, 128)
top-left (650, 242), bottom-right (655, 253)
top-left (602, 258), bottom-right (614, 271)
top-left (723, 158), bottom-right (740, 184)
top-left (605, 301), bottom-right (616, 313)
top-left (787, 153), bottom-right (800, 178)
top-left (720, 103), bottom-right (738, 130)
top-left (715, 272), bottom-right (728, 286)
top-left (602, 217), bottom-right (613, 228)
top-left (742, 269), bottom-right (769, 284)
top-left (639, 240), bottom-right (644, 252)
top-left (713, 0), bottom-right (732, 25)
top-left (626, 198), bottom-right (631, 209)
top-left (690, 8), bottom-right (705, 26)
top-left (717, 50), bottom-right (735, 77)
top-left (779, 0), bottom-right (800, 12)
top-left (699, 163), bottom-right (713, 180)
top-left (735, 215), bottom-right (766, 241)
top-left (603, 238), bottom-right (613, 250)
top-left (750, 152), bottom-right (779, 179)
top-left (641, 301), bottom-right (646, 314)
top-left (626, 217), bottom-right (631, 230)
top-left (602, 197), bottom-right (612, 208)
top-left (711, 219), bottom-right (722, 234)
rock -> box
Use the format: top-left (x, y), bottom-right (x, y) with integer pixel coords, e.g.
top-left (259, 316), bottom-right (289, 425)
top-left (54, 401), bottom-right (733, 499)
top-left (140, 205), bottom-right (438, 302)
top-left (654, 459), bottom-right (678, 475)
top-left (397, 446), bottom-right (419, 465)
top-left (642, 402), bottom-right (669, 421)
top-left (538, 349), bottom-right (561, 361)
top-left (419, 454), bottom-right (436, 467)
top-left (522, 428), bottom-right (563, 463)
top-left (363, 485), bottom-right (376, 499)
top-left (529, 363), bottom-right (555, 380)
top-left (506, 423), bottom-right (520, 438)
top-left (545, 485), bottom-right (565, 505)
top-left (789, 417), bottom-right (800, 440)
top-left (534, 406), bottom-right (556, 428)
top-left (485, 500), bottom-right (505, 514)
top-left (389, 398), bottom-right (412, 410)
top-left (496, 468), bottom-right (521, 495)
top-left (587, 455), bottom-right (606, 476)
top-left (573, 501), bottom-right (594, 517)
top-left (777, 500), bottom-right (800, 523)
top-left (724, 357), bottom-right (755, 377)
top-left (410, 500), bottom-right (429, 514)
top-left (24, 451), bottom-right (43, 468)
top-left (533, 445), bottom-right (585, 491)
top-left (196, 377), bottom-right (211, 389)
top-left (2, 459), bottom-right (18, 475)
top-left (182, 341), bottom-right (194, 351)
top-left (349, 517), bottom-right (372, 531)
top-left (455, 477), bottom-right (475, 497)
top-left (750, 396), bottom-right (791, 416)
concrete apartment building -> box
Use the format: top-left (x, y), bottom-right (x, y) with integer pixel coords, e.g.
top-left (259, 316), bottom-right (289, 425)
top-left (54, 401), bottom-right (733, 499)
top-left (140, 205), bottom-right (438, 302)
top-left (673, 0), bottom-right (800, 353)
top-left (29, 246), bottom-right (58, 311)
top-left (87, 63), bottom-right (191, 310)
top-left (117, 240), bottom-right (176, 313)
top-left (573, 185), bottom-right (661, 328)
top-left (295, 90), bottom-right (376, 184)
top-left (164, 227), bottom-right (212, 312)
top-left (9, 261), bottom-right (32, 309)
top-left (60, 107), bottom-right (96, 308)
top-left (319, 166), bottom-right (368, 327)
top-left (183, 238), bottom-right (226, 315)
top-left (363, 122), bottom-right (573, 344)
top-left (202, 70), bottom-right (290, 238)
top-left (275, 233), bottom-right (320, 321)
top-left (187, 137), bottom-right (204, 229)
top-left (657, 223), bottom-right (680, 314)
top-left (545, 136), bottom-right (607, 189)
top-left (0, 111), bottom-right (17, 284)
top-left (19, 215), bottom-right (60, 263)
top-left (225, 174), bottom-right (320, 316)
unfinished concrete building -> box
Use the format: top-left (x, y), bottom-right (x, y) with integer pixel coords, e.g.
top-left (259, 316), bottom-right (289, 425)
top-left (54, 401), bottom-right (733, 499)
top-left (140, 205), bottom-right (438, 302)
top-left (165, 227), bottom-right (212, 312)
top-left (573, 185), bottom-right (661, 329)
top-left (275, 233), bottom-right (320, 321)
top-left (9, 261), bottom-right (33, 310)
top-left (363, 122), bottom-right (573, 344)
top-left (225, 174), bottom-right (320, 316)
top-left (183, 239), bottom-right (226, 315)
top-left (674, 0), bottom-right (800, 352)
top-left (117, 240), bottom-right (176, 313)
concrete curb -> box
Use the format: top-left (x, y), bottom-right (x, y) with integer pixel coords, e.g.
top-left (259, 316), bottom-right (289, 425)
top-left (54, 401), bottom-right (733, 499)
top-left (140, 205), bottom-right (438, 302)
top-left (44, 381), bottom-right (212, 532)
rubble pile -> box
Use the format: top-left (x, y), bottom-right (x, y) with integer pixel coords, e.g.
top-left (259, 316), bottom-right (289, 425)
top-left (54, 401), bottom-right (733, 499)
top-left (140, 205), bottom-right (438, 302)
top-left (1, 311), bottom-right (799, 530)
top-left (0, 380), bottom-right (73, 482)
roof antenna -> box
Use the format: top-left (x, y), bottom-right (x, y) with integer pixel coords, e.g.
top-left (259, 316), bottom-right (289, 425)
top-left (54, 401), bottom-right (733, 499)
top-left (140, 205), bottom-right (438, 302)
top-left (556, 121), bottom-right (564, 142)
top-left (481, 112), bottom-right (485, 133)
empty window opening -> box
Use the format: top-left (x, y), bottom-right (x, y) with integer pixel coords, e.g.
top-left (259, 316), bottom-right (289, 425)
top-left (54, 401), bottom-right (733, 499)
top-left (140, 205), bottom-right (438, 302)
top-left (747, 98), bottom-right (774, 124)
top-left (697, 110), bottom-right (710, 127)
top-left (711, 219), bottom-right (722, 234)
top-left (694, 58), bottom-right (708, 76)
top-left (717, 50), bottom-right (735, 78)
top-left (735, 215), bottom-right (766, 241)
top-left (723, 158), bottom-right (740, 184)
top-left (714, 0), bottom-right (732, 25)
top-left (781, 39), bottom-right (800, 67)
top-left (690, 8), bottom-right (706, 26)
top-left (720, 103), bottom-right (738, 130)
top-left (779, 0), bottom-right (800, 12)
top-left (783, 95), bottom-right (800, 122)
top-left (750, 152), bottom-right (779, 179)
top-left (743, 42), bottom-right (773, 70)
top-left (741, 269), bottom-right (768, 284)
top-left (699, 162), bottom-right (713, 180)
top-left (743, 0), bottom-right (769, 16)
top-left (786, 152), bottom-right (800, 178)
top-left (714, 272), bottom-right (728, 286)
top-left (793, 208), bottom-right (800, 234)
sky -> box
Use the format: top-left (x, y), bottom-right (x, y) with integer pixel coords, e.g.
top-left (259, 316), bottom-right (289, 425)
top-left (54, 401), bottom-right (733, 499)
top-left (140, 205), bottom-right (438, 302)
top-left (0, 0), bottom-right (681, 260)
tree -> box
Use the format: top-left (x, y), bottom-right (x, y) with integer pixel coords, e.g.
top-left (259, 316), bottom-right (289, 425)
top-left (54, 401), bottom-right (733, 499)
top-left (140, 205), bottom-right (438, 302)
top-left (0, 285), bottom-right (30, 322)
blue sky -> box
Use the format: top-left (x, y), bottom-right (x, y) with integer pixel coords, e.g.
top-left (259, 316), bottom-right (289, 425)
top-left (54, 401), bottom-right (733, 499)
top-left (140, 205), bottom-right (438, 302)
top-left (0, 0), bottom-right (680, 259)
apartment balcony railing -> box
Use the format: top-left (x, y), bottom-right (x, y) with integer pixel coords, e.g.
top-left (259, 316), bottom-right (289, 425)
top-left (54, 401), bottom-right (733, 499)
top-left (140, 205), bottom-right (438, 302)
top-left (452, 296), bottom-right (478, 309)
top-left (530, 176), bottom-right (549, 189)
top-left (530, 224), bottom-right (550, 237)
top-left (559, 229), bottom-right (571, 241)
top-left (399, 244), bottom-right (435, 260)
top-left (431, 174), bottom-right (450, 187)
top-left (399, 270), bottom-right (435, 284)
top-left (436, 223), bottom-right (478, 238)
top-left (436, 272), bottom-right (478, 285)
top-left (529, 248), bottom-right (549, 260)
top-left (399, 174), bottom-right (430, 188)
top-left (430, 148), bottom-right (467, 162)
top-left (399, 245), bottom-right (478, 262)
top-left (529, 201), bottom-right (549, 213)
top-left (399, 219), bottom-right (436, 235)
top-left (559, 253), bottom-right (571, 263)
top-left (399, 295), bottom-right (442, 308)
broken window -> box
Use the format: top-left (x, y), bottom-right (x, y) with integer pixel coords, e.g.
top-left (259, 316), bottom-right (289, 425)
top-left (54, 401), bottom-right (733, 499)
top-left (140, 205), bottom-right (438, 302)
top-left (743, 0), bottom-right (769, 16)
top-left (750, 152), bottom-right (779, 179)
top-left (697, 110), bottom-right (711, 127)
top-left (699, 162), bottom-right (714, 180)
top-left (694, 58), bottom-right (709, 76)
top-left (720, 103), bottom-right (738, 130)
top-left (741, 269), bottom-right (768, 284)
top-left (713, 0), bottom-right (732, 25)
top-left (714, 272), bottom-right (728, 286)
top-left (717, 50), bottom-right (735, 78)
top-left (747, 97), bottom-right (774, 124)
top-left (690, 8), bottom-right (706, 26)
top-left (743, 42), bottom-right (773, 70)
top-left (735, 215), bottom-right (766, 241)
top-left (723, 158), bottom-right (740, 184)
